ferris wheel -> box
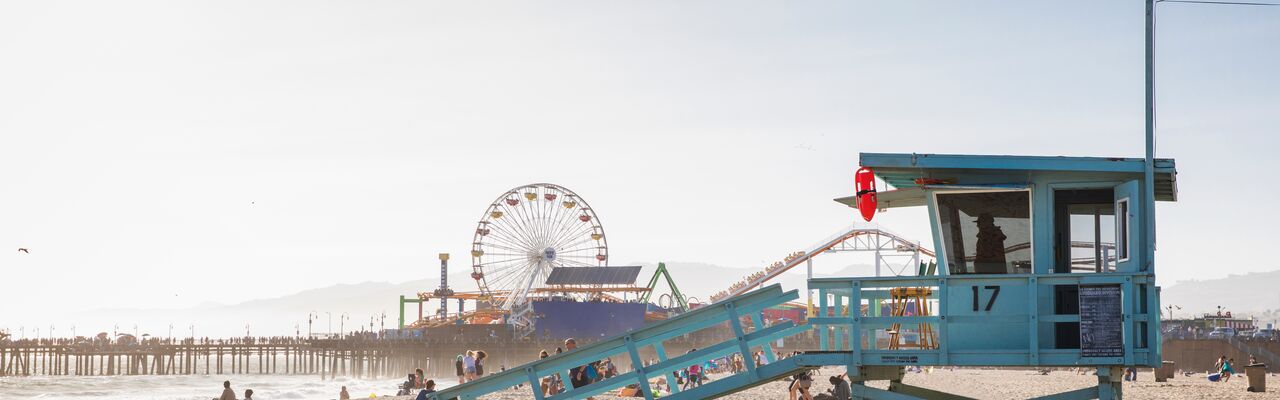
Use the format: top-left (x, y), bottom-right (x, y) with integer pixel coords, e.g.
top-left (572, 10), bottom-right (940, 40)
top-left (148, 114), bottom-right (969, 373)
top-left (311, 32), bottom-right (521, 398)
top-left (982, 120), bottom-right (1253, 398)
top-left (470, 183), bottom-right (608, 311)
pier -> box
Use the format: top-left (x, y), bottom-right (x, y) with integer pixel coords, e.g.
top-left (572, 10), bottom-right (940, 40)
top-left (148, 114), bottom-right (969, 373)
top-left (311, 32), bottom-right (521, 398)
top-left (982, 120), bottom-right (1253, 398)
top-left (0, 330), bottom-right (800, 379)
top-left (0, 338), bottom-right (432, 379)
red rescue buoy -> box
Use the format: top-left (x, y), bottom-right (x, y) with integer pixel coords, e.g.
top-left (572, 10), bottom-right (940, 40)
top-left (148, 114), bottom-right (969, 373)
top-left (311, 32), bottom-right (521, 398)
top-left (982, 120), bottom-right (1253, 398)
top-left (855, 167), bottom-right (877, 222)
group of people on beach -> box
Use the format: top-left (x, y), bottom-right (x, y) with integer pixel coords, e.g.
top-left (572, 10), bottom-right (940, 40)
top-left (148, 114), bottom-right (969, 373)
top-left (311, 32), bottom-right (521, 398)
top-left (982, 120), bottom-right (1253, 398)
top-left (454, 349), bottom-right (488, 384)
top-left (214, 380), bottom-right (253, 400)
top-left (534, 338), bottom-right (618, 398)
top-left (1214, 355), bottom-right (1240, 382)
top-left (393, 367), bottom-right (438, 398)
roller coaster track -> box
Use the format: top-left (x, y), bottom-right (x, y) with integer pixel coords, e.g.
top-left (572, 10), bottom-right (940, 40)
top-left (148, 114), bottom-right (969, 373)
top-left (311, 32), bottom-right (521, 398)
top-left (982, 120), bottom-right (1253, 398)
top-left (711, 224), bottom-right (934, 303)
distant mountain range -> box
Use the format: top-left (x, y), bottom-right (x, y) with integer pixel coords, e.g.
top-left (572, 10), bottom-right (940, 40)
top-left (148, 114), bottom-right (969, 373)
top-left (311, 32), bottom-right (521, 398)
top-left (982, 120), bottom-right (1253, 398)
top-left (70, 262), bottom-right (1274, 338)
top-left (1160, 271), bottom-right (1280, 323)
top-left (69, 261), bottom-right (876, 338)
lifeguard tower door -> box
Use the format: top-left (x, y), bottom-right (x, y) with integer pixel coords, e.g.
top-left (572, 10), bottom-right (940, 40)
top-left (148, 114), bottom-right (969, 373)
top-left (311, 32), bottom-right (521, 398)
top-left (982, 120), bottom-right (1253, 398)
top-left (1114, 180), bottom-right (1140, 272)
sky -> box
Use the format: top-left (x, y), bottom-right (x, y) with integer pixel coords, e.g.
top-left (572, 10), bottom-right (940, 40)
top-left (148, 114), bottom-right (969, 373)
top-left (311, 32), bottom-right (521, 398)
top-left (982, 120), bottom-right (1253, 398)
top-left (1, 1), bottom-right (1277, 334)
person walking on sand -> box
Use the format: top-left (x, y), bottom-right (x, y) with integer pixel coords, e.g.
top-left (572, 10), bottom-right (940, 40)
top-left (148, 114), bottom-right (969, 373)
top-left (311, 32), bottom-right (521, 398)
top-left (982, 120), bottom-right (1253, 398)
top-left (340, 386), bottom-right (351, 400)
top-left (1222, 357), bottom-right (1236, 382)
top-left (475, 350), bottom-right (488, 378)
top-left (218, 379), bottom-right (236, 397)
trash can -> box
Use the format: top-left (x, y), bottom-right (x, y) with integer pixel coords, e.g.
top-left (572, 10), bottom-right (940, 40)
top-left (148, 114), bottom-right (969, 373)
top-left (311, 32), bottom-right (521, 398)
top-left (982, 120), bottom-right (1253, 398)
top-left (1246, 363), bottom-right (1267, 392)
top-left (1166, 361), bottom-right (1176, 380)
top-left (1155, 361), bottom-right (1175, 382)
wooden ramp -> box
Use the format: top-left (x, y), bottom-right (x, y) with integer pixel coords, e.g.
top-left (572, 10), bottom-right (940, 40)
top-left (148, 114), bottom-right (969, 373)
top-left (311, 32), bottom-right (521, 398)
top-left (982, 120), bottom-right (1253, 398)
top-left (424, 284), bottom-right (807, 400)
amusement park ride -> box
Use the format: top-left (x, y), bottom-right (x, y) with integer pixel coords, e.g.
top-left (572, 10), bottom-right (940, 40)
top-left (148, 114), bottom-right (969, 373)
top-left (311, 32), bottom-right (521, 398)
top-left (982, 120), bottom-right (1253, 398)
top-left (398, 183), bottom-right (690, 338)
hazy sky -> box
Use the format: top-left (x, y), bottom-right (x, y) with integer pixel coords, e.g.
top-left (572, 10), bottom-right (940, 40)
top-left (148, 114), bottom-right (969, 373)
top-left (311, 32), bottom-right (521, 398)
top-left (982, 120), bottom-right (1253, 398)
top-left (2, 1), bottom-right (1277, 328)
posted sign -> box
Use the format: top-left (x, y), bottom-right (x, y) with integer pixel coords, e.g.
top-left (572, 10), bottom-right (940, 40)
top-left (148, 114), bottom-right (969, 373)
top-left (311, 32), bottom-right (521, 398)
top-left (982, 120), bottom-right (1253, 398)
top-left (1079, 284), bottom-right (1124, 358)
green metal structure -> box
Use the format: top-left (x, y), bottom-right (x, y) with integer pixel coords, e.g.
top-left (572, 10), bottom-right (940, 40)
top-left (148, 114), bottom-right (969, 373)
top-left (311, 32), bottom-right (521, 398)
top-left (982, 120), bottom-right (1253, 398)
top-left (639, 262), bottom-right (689, 313)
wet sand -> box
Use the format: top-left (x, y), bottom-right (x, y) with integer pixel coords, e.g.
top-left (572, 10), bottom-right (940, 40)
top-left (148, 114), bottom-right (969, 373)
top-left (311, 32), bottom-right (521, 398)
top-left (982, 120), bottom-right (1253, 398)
top-left (389, 368), bottom-right (1280, 399)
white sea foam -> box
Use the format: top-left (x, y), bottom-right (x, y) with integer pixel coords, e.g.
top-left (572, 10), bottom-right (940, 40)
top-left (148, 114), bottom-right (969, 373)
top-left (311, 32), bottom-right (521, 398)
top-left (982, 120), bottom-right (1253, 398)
top-left (0, 374), bottom-right (452, 399)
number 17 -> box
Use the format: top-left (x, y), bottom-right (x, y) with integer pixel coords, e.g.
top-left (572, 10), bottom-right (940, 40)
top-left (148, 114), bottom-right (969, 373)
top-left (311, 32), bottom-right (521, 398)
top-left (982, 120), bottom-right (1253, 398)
top-left (971, 285), bottom-right (1000, 311)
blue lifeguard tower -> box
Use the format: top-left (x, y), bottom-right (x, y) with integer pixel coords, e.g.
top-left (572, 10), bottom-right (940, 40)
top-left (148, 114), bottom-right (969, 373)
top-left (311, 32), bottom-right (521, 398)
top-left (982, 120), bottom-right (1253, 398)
top-left (806, 152), bottom-right (1177, 399)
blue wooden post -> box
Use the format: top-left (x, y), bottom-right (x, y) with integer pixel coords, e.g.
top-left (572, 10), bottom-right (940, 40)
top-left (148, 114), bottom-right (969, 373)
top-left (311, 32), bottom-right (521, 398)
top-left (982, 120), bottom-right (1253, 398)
top-left (1121, 279), bottom-right (1135, 367)
top-left (849, 280), bottom-right (862, 370)
top-left (937, 278), bottom-right (949, 365)
top-left (655, 342), bottom-right (679, 395)
top-left (726, 303), bottom-right (759, 380)
top-left (818, 288), bottom-right (829, 351)
top-left (1027, 276), bottom-right (1039, 365)
top-left (833, 292), bottom-right (845, 351)
top-left (624, 336), bottom-right (656, 400)
top-left (525, 367), bottom-right (544, 400)
top-left (750, 313), bottom-right (776, 364)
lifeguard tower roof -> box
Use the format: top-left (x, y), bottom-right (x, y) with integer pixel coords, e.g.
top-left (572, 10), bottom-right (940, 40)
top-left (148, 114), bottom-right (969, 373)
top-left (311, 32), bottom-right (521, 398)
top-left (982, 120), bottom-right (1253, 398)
top-left (836, 153), bottom-right (1177, 209)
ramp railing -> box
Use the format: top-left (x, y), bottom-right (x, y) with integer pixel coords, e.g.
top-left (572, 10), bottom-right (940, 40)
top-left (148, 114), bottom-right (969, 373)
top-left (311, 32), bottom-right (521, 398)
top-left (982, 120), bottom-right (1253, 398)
top-left (424, 284), bottom-right (807, 400)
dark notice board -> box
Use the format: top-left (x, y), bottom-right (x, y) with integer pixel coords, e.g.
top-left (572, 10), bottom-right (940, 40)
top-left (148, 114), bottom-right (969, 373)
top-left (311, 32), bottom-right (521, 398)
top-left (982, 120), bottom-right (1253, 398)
top-left (1079, 284), bottom-right (1124, 358)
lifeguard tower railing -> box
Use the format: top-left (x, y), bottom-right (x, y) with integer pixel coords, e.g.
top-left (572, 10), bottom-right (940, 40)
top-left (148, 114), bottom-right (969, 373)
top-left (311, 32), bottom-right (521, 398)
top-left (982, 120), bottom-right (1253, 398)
top-left (424, 284), bottom-right (812, 400)
top-left (809, 272), bottom-right (1161, 368)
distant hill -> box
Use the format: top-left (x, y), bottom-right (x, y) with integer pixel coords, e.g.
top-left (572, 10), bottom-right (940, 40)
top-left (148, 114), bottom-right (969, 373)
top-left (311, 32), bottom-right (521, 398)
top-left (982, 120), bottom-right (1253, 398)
top-left (1161, 271), bottom-right (1280, 322)
top-left (70, 261), bottom-right (876, 338)
top-left (78, 261), bottom-right (1280, 338)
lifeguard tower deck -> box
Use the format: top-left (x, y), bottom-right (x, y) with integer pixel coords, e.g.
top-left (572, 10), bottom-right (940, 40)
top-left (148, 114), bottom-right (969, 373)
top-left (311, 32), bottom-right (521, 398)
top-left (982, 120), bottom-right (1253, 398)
top-left (425, 152), bottom-right (1176, 400)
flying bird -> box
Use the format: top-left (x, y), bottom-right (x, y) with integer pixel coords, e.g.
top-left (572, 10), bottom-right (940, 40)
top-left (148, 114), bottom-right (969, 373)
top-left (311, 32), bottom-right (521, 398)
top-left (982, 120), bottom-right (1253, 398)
top-left (17, 248), bottom-right (29, 253)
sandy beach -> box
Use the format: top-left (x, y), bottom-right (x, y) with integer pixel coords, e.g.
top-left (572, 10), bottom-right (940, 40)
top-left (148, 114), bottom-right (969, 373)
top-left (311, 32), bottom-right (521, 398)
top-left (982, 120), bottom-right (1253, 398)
top-left (387, 368), bottom-right (1280, 399)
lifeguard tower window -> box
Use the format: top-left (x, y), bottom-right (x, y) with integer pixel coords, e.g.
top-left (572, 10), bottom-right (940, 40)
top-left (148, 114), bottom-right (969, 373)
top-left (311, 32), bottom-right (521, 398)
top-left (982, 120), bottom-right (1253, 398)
top-left (935, 190), bottom-right (1032, 274)
top-left (1053, 189), bottom-right (1116, 273)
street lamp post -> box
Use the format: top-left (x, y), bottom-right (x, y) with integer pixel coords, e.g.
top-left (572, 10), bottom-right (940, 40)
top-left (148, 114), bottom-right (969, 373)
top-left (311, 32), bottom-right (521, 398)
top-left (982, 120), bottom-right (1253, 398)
top-left (326, 312), bottom-right (332, 339)
top-left (340, 313), bottom-right (349, 338)
top-left (308, 311), bottom-right (318, 338)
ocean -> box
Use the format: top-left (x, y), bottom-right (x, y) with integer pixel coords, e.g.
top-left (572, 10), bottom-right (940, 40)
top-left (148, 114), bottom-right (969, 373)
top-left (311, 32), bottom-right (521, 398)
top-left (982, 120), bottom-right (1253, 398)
top-left (0, 374), bottom-right (454, 399)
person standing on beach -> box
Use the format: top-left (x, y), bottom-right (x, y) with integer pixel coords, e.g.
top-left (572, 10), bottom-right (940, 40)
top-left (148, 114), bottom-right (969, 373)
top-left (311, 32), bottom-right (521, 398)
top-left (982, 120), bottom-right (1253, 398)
top-left (219, 381), bottom-right (235, 400)
top-left (455, 355), bottom-right (466, 384)
top-left (415, 368), bottom-right (426, 388)
top-left (475, 350), bottom-right (488, 378)
top-left (339, 386), bottom-right (350, 400)
top-left (464, 350), bottom-right (478, 382)
top-left (243, 389), bottom-right (254, 400)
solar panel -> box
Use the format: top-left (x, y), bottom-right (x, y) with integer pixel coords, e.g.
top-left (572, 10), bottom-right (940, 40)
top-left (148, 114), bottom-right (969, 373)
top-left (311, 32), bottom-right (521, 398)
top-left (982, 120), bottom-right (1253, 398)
top-left (545, 266), bottom-right (642, 286)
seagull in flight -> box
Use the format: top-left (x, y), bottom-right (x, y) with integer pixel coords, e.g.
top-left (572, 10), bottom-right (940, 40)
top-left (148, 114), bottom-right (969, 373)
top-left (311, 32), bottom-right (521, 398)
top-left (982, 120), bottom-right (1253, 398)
top-left (17, 248), bottom-right (29, 253)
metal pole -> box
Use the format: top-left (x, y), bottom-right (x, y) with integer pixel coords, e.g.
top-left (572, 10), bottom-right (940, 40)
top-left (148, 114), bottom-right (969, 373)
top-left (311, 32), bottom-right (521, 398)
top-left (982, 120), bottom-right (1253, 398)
top-left (807, 258), bottom-right (814, 317)
top-left (874, 233), bottom-right (882, 277)
top-left (1144, 0), bottom-right (1157, 271)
